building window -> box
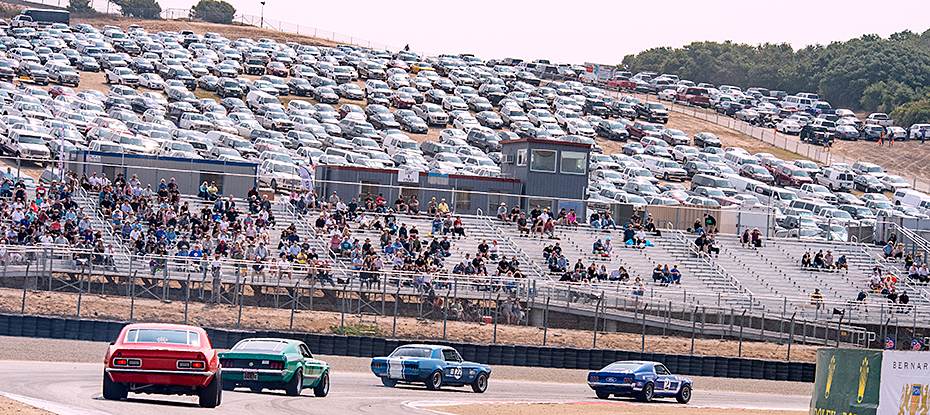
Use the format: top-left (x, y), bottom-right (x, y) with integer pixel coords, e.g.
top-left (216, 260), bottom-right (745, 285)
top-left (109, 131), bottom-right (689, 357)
top-left (561, 151), bottom-right (586, 174)
top-left (516, 149), bottom-right (527, 166)
top-left (530, 149), bottom-right (556, 172)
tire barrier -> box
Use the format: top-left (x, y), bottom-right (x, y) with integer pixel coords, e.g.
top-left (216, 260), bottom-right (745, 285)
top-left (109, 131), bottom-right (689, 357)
top-left (0, 313), bottom-right (815, 382)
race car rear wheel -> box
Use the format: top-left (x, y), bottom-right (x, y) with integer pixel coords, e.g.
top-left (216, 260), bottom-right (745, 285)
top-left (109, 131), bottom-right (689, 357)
top-left (381, 377), bottom-right (397, 387)
top-left (285, 369), bottom-right (303, 396)
top-left (199, 372), bottom-right (222, 408)
top-left (471, 372), bottom-right (487, 393)
top-left (313, 370), bottom-right (329, 397)
top-left (102, 373), bottom-right (127, 400)
top-left (426, 370), bottom-right (443, 390)
top-left (676, 384), bottom-right (692, 404)
top-left (637, 382), bottom-right (654, 403)
top-left (595, 390), bottom-right (611, 399)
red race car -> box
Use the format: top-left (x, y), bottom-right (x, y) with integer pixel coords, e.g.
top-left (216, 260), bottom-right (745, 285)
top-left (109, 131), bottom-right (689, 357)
top-left (102, 323), bottom-right (222, 408)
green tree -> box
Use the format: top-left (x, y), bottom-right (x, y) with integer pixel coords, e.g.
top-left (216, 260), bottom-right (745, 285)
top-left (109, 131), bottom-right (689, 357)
top-left (190, 0), bottom-right (235, 24)
top-left (890, 100), bottom-right (930, 126)
top-left (110, 0), bottom-right (161, 19)
top-left (67, 0), bottom-right (95, 14)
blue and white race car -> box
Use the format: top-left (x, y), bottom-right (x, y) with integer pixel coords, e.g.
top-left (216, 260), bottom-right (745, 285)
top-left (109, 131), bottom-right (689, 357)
top-left (370, 344), bottom-right (491, 393)
top-left (587, 360), bottom-right (692, 403)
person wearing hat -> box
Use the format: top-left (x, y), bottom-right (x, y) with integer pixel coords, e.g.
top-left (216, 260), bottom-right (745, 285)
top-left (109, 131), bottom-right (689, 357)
top-left (497, 202), bottom-right (509, 223)
top-left (437, 198), bottom-right (450, 214)
top-left (603, 238), bottom-right (613, 258)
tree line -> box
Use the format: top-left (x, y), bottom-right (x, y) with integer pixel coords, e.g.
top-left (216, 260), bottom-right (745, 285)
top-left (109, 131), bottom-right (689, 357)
top-left (68, 0), bottom-right (236, 24)
top-left (620, 29), bottom-right (930, 126)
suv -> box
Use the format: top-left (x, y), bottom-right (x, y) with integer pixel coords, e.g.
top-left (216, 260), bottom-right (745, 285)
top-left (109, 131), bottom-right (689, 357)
top-left (774, 164), bottom-right (813, 187)
top-left (582, 98), bottom-right (610, 117)
top-left (635, 101), bottom-right (669, 123)
top-left (466, 128), bottom-right (501, 152)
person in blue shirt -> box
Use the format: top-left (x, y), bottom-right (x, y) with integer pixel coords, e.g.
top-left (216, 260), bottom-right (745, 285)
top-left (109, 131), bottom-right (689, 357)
top-left (669, 265), bottom-right (682, 284)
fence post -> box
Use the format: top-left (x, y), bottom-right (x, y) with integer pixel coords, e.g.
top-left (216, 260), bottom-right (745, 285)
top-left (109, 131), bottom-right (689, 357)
top-left (690, 306), bottom-right (697, 355)
top-left (593, 293), bottom-right (602, 349)
top-left (641, 303), bottom-right (648, 353)
top-left (21, 262), bottom-right (30, 314)
top-left (543, 296), bottom-right (549, 346)
top-left (493, 294), bottom-right (500, 344)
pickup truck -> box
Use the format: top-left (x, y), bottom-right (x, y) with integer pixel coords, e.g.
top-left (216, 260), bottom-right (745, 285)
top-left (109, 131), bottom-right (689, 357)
top-left (797, 183), bottom-right (838, 204)
top-left (635, 101), bottom-right (669, 124)
top-left (865, 113), bottom-right (894, 127)
top-left (2, 130), bottom-right (51, 166)
top-left (258, 111), bottom-right (295, 131)
top-left (675, 87), bottom-right (711, 107)
top-left (10, 15), bottom-right (36, 29)
top-left (606, 76), bottom-right (636, 90)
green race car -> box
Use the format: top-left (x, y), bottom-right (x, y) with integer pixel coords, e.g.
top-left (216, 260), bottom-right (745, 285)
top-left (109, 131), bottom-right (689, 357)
top-left (219, 338), bottom-right (330, 397)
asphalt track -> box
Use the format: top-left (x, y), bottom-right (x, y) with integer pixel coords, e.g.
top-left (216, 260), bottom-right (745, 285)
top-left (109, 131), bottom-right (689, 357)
top-left (0, 359), bottom-right (810, 415)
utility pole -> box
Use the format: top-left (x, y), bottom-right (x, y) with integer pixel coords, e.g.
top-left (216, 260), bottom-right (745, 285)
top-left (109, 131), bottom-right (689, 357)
top-left (259, 1), bottom-right (266, 28)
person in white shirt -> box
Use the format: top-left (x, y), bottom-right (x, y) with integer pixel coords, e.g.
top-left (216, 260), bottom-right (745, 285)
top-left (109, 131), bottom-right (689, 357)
top-left (604, 238), bottom-right (613, 257)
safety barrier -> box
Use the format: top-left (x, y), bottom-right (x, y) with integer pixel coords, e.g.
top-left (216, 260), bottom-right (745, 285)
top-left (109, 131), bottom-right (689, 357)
top-left (0, 312), bottom-right (815, 382)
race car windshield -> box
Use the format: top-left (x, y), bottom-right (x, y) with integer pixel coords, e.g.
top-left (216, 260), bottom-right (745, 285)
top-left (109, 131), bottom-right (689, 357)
top-left (602, 362), bottom-right (642, 372)
top-left (233, 340), bottom-right (287, 352)
top-left (390, 347), bottom-right (433, 358)
top-left (125, 328), bottom-right (200, 346)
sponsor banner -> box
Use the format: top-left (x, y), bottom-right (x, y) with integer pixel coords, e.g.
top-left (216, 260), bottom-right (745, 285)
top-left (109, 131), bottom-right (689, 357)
top-left (398, 170), bottom-right (419, 183)
top-left (877, 351), bottom-right (930, 415)
top-left (811, 349), bottom-right (882, 415)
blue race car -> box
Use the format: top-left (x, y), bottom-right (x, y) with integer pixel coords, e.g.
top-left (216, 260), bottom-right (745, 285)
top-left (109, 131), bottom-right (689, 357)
top-left (370, 344), bottom-right (491, 393)
top-left (587, 360), bottom-right (692, 403)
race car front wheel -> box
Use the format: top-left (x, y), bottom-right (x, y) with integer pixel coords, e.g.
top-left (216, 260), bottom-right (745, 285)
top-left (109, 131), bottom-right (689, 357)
top-left (426, 370), bottom-right (443, 390)
top-left (471, 372), bottom-right (487, 393)
top-left (637, 382), bottom-right (654, 403)
top-left (676, 384), bottom-right (692, 404)
top-left (102, 373), bottom-right (127, 400)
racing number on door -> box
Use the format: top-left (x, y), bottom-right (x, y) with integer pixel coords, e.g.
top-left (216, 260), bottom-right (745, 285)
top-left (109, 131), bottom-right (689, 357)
top-left (448, 367), bottom-right (463, 379)
top-left (662, 379), bottom-right (671, 390)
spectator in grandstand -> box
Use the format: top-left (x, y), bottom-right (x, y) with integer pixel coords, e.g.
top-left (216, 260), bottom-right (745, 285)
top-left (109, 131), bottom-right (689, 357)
top-left (600, 211), bottom-right (617, 231)
top-left (452, 215), bottom-right (465, 238)
top-left (855, 290), bottom-right (868, 311)
top-left (589, 210), bottom-right (600, 230)
top-left (488, 240), bottom-right (499, 260)
top-left (437, 198), bottom-right (450, 214)
top-left (810, 289), bottom-right (824, 310)
top-left (706, 235), bottom-right (720, 257)
top-left (893, 243), bottom-right (904, 260)
top-left (623, 224), bottom-right (635, 244)
top-left (801, 251), bottom-right (812, 268)
top-left (634, 226), bottom-right (647, 246)
top-left (740, 228), bottom-right (751, 247)
top-left (836, 255), bottom-right (848, 272)
top-left (516, 213), bottom-right (530, 235)
top-left (750, 228), bottom-right (763, 248)
top-left (542, 218), bottom-right (557, 239)
top-left (813, 250), bottom-right (825, 268)
top-left (603, 238), bottom-right (613, 258)
top-left (703, 213), bottom-right (717, 235)
top-left (669, 264), bottom-right (682, 284)
top-left (565, 208), bottom-right (578, 228)
top-left (824, 250), bottom-right (834, 269)
top-left (651, 264), bottom-right (664, 283)
top-left (883, 241), bottom-right (895, 259)
top-left (694, 234), bottom-right (707, 254)
top-left (497, 203), bottom-right (508, 223)
top-left (610, 266), bottom-right (630, 282)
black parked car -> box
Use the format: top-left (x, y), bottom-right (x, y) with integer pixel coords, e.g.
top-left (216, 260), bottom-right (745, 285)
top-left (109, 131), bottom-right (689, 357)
top-left (198, 75), bottom-right (220, 91)
top-left (287, 77), bottom-right (313, 96)
top-left (595, 119), bottom-right (629, 141)
top-left (693, 132), bottom-right (722, 148)
top-left (217, 78), bottom-right (243, 98)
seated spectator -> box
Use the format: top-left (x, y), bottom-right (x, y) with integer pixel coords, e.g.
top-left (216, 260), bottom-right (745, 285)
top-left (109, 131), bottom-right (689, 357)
top-left (593, 238), bottom-right (605, 255)
top-left (893, 243), bottom-right (904, 260)
top-left (600, 211), bottom-right (617, 231)
top-left (407, 195), bottom-right (419, 215)
top-left (869, 270), bottom-right (883, 291)
top-left (750, 228), bottom-right (763, 248)
top-left (610, 267), bottom-right (630, 282)
top-left (651, 264), bottom-right (664, 283)
top-left (706, 235), bottom-right (720, 257)
top-left (883, 241), bottom-right (895, 259)
top-left (516, 213), bottom-right (530, 235)
top-left (801, 251), bottom-right (812, 268)
top-left (565, 208), bottom-right (578, 228)
top-left (543, 218), bottom-right (557, 239)
top-left (824, 250), bottom-right (835, 269)
top-left (643, 214), bottom-right (660, 236)
top-left (452, 216), bottom-right (465, 238)
top-left (497, 203), bottom-right (509, 223)
top-left (810, 289), bottom-right (824, 310)
top-left (813, 250), bottom-right (825, 268)
top-left (836, 255), bottom-right (848, 272)
top-left (488, 240), bottom-right (499, 260)
top-left (623, 225), bottom-right (635, 244)
top-left (669, 264), bottom-right (682, 284)
top-left (589, 211), bottom-right (601, 230)
top-left (694, 234), bottom-right (707, 254)
top-left (740, 229), bottom-right (751, 247)
top-left (603, 238), bottom-right (613, 258)
top-left (918, 264), bottom-right (930, 283)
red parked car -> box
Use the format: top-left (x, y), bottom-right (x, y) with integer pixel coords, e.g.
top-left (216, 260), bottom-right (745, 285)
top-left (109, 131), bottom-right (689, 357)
top-left (774, 164), bottom-right (813, 188)
top-left (391, 91), bottom-right (416, 109)
top-left (266, 61), bottom-right (288, 77)
top-left (102, 323), bottom-right (222, 408)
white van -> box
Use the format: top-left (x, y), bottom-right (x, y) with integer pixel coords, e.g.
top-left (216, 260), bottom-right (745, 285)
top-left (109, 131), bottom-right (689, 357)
top-left (723, 152), bottom-right (760, 171)
top-left (893, 189), bottom-right (930, 211)
top-left (726, 174), bottom-right (766, 196)
top-left (783, 95), bottom-right (813, 111)
top-left (246, 90), bottom-right (279, 111)
top-left (816, 167), bottom-right (854, 191)
top-left (383, 134), bottom-right (421, 156)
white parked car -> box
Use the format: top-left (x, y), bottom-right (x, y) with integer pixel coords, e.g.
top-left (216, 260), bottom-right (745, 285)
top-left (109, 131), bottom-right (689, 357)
top-left (138, 73), bottom-right (166, 90)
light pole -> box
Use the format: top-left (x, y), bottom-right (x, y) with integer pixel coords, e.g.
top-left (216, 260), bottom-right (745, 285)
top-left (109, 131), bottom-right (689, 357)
top-left (260, 1), bottom-right (266, 28)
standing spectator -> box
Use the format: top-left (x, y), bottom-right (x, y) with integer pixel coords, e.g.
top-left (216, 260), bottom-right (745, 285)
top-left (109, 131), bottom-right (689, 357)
top-left (210, 254), bottom-right (222, 303)
top-left (703, 213), bottom-right (717, 235)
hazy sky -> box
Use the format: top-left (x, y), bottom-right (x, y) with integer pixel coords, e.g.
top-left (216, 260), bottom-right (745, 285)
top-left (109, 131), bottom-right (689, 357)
top-left (153, 0), bottom-right (929, 64)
